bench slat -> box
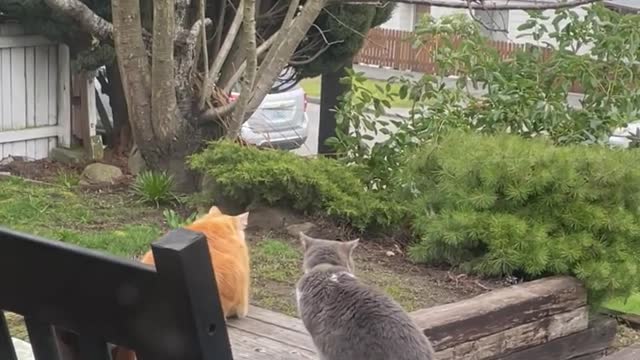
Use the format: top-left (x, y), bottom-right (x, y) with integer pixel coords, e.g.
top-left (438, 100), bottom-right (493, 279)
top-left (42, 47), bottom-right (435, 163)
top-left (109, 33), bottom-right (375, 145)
top-left (78, 335), bottom-right (112, 360)
top-left (0, 311), bottom-right (18, 360)
top-left (24, 317), bottom-right (61, 360)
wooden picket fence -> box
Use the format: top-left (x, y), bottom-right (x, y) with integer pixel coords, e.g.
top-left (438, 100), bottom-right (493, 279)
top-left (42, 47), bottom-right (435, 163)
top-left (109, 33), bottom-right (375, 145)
top-left (354, 28), bottom-right (583, 93)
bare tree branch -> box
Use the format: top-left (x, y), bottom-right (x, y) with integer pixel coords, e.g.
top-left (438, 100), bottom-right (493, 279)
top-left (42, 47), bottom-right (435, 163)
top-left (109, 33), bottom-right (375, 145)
top-left (213, 0), bottom-right (228, 53)
top-left (222, 29), bottom-right (281, 93)
top-left (152, 0), bottom-right (180, 143)
top-left (43, 0), bottom-right (113, 40)
top-left (344, 0), bottom-right (600, 10)
top-left (199, 1), bottom-right (245, 109)
top-left (228, 0), bottom-right (258, 139)
top-left (199, 102), bottom-right (237, 123)
top-left (200, 0), bottom-right (210, 100)
top-left (246, 0), bottom-right (329, 117)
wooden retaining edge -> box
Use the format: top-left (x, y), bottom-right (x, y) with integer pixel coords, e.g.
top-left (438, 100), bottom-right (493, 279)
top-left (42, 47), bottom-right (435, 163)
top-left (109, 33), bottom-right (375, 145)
top-left (434, 307), bottom-right (589, 360)
top-left (410, 276), bottom-right (587, 351)
top-left (496, 316), bottom-right (617, 360)
top-left (602, 345), bottom-right (640, 360)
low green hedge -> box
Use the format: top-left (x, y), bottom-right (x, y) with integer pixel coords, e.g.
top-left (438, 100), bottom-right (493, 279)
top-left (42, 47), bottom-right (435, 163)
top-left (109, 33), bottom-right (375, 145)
top-left (189, 141), bottom-right (399, 230)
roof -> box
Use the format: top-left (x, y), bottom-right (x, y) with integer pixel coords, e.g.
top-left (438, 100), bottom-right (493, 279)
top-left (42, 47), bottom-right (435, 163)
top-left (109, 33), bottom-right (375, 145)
top-left (604, 0), bottom-right (640, 13)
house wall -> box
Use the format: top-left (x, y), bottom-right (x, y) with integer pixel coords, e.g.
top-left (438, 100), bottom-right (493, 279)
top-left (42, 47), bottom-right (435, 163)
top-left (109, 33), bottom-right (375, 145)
top-left (380, 3), bottom-right (416, 31)
top-left (381, 4), bottom-right (592, 53)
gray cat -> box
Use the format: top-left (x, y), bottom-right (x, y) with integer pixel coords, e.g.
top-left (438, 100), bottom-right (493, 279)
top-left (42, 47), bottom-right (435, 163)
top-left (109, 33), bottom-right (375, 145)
top-left (295, 233), bottom-right (435, 360)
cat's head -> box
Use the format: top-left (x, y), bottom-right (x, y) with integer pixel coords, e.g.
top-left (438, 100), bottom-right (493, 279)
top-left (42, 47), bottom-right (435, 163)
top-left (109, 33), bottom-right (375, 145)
top-left (190, 206), bottom-right (249, 243)
top-left (299, 232), bottom-right (359, 273)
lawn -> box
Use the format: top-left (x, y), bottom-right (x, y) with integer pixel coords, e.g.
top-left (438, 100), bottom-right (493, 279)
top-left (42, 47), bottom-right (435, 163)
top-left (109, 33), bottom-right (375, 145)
top-left (299, 76), bottom-right (414, 108)
top-left (605, 293), bottom-right (640, 316)
top-left (0, 172), bottom-right (493, 333)
top-left (0, 176), bottom-right (163, 258)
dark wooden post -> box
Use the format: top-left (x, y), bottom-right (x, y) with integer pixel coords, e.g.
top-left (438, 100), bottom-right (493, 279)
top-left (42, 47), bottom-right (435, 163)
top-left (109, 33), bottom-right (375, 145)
top-left (0, 312), bottom-right (17, 360)
top-left (146, 228), bottom-right (233, 360)
top-left (318, 61), bottom-right (352, 156)
top-left (24, 318), bottom-right (62, 360)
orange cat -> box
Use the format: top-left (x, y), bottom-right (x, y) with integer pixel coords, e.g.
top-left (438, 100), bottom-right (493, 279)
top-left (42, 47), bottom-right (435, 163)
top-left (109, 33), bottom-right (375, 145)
top-left (112, 206), bottom-right (250, 360)
top-left (141, 206), bottom-right (251, 319)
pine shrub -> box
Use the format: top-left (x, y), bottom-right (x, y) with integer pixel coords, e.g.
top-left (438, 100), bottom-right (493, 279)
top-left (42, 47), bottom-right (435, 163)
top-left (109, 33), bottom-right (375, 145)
top-left (188, 141), bottom-right (399, 230)
top-left (402, 132), bottom-right (640, 301)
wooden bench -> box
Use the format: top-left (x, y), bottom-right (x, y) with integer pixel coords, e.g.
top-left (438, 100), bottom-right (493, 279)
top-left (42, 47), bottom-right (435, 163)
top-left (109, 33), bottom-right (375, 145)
top-left (0, 227), bottom-right (235, 360)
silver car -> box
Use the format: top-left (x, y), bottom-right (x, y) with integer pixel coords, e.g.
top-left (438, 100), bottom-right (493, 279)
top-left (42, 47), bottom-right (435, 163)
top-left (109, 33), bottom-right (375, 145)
top-left (232, 80), bottom-right (309, 150)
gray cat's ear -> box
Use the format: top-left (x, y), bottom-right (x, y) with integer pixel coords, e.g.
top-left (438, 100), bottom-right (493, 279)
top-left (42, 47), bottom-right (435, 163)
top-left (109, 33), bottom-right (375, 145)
top-left (344, 238), bottom-right (359, 255)
top-left (300, 232), bottom-right (312, 250)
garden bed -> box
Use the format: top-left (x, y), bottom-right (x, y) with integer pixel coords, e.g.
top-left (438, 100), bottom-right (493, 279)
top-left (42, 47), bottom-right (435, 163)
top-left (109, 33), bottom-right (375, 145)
top-left (1, 158), bottom-right (639, 355)
top-left (0, 158), bottom-right (497, 336)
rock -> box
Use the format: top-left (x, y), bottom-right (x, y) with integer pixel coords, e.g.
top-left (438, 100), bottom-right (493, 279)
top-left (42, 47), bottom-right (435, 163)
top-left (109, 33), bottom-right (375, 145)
top-left (50, 147), bottom-right (86, 165)
top-left (200, 174), bottom-right (250, 215)
top-left (82, 163), bottom-right (123, 184)
top-left (127, 145), bottom-right (146, 175)
top-left (246, 205), bottom-right (305, 232)
top-left (0, 156), bottom-right (15, 166)
top-left (286, 222), bottom-right (316, 238)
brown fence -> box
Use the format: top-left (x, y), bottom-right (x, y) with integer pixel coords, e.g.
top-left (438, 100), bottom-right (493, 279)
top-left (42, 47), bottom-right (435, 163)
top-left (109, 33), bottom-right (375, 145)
top-left (354, 28), bottom-right (583, 93)
top-left (354, 28), bottom-right (531, 73)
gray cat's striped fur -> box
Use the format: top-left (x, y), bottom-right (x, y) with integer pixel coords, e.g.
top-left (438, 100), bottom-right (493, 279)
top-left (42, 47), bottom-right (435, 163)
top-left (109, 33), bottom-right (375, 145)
top-left (296, 233), bottom-right (435, 360)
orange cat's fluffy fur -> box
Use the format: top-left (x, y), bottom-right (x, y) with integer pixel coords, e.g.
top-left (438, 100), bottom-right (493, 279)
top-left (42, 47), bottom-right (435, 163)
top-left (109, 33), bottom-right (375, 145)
top-left (112, 206), bottom-right (250, 360)
top-left (141, 206), bottom-right (251, 318)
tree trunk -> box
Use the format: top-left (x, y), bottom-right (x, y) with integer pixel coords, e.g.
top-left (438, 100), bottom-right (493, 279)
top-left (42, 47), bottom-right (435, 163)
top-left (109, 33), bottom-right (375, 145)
top-left (111, 0), bottom-right (200, 192)
top-left (228, 0), bottom-right (257, 138)
top-left (318, 61), bottom-right (352, 156)
top-left (105, 64), bottom-right (132, 155)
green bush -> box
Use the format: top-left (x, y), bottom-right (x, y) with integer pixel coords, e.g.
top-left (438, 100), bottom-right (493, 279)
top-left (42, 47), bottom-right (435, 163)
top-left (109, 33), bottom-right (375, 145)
top-left (402, 132), bottom-right (640, 301)
top-left (188, 141), bottom-right (399, 230)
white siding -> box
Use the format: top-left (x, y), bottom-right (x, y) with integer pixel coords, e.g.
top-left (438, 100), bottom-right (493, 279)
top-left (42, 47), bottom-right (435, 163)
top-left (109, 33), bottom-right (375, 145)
top-left (380, 4), bottom-right (416, 31)
top-left (381, 4), bottom-right (592, 52)
top-left (430, 6), bottom-right (468, 19)
top-left (0, 22), bottom-right (70, 161)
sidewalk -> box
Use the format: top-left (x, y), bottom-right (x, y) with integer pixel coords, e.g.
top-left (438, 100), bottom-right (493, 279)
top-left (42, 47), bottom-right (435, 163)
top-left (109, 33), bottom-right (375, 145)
top-left (353, 63), bottom-right (585, 108)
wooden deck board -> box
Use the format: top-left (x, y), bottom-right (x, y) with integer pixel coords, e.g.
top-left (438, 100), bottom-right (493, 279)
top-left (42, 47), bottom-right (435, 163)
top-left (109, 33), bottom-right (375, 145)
top-left (227, 306), bottom-right (316, 359)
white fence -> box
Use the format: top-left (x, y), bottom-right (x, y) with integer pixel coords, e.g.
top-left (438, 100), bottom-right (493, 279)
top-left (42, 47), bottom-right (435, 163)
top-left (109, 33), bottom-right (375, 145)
top-left (0, 23), bottom-right (71, 161)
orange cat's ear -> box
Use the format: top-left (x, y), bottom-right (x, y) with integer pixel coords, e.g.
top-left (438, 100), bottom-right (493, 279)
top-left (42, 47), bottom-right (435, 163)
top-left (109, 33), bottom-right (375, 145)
top-left (236, 212), bottom-right (249, 230)
top-left (209, 206), bottom-right (222, 216)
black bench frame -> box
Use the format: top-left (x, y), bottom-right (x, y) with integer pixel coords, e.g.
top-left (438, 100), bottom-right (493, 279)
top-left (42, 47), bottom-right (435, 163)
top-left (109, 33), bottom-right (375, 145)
top-left (0, 227), bottom-right (234, 360)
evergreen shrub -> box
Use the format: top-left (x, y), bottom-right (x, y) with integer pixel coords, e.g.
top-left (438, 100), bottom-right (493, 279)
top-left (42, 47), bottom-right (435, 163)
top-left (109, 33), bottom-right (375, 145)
top-left (189, 141), bottom-right (399, 230)
top-left (403, 132), bottom-right (640, 301)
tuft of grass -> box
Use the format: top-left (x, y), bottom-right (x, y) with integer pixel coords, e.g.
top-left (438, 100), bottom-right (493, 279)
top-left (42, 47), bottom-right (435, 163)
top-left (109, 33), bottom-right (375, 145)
top-left (132, 171), bottom-right (176, 207)
top-left (163, 209), bottom-right (198, 229)
top-left (54, 170), bottom-right (80, 190)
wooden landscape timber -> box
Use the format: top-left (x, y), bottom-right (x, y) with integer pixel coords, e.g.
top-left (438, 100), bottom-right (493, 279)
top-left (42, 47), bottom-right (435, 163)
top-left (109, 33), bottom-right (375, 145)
top-left (601, 345), bottom-right (640, 360)
top-left (409, 276), bottom-right (616, 360)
